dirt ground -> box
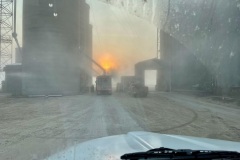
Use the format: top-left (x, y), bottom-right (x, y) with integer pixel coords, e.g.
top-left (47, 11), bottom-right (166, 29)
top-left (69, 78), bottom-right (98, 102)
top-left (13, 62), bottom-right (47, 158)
top-left (0, 92), bottom-right (239, 159)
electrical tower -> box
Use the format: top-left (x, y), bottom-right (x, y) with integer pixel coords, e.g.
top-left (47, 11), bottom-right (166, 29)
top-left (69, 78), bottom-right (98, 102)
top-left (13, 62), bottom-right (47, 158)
top-left (0, 0), bottom-right (13, 87)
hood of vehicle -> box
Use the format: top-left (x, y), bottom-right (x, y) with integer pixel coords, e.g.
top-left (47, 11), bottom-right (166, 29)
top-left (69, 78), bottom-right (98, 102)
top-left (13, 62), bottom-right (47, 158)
top-left (46, 131), bottom-right (240, 160)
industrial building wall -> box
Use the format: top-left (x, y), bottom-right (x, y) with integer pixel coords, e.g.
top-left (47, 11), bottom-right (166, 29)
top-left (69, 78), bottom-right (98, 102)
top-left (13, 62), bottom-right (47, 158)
top-left (4, 65), bottom-right (22, 96)
top-left (86, 24), bottom-right (93, 86)
top-left (22, 0), bottom-right (84, 95)
top-left (160, 30), bottom-right (213, 92)
top-left (15, 48), bottom-right (22, 64)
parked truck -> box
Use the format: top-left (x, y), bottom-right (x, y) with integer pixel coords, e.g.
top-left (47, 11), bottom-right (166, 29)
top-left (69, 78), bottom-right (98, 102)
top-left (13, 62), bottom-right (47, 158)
top-left (116, 76), bottom-right (148, 97)
top-left (121, 76), bottom-right (136, 92)
top-left (128, 81), bottom-right (148, 98)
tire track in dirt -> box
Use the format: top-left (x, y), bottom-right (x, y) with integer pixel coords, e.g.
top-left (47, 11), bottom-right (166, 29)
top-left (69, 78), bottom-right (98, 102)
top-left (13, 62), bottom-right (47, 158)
top-left (207, 114), bottom-right (240, 140)
top-left (117, 93), bottom-right (198, 132)
top-left (138, 97), bottom-right (198, 132)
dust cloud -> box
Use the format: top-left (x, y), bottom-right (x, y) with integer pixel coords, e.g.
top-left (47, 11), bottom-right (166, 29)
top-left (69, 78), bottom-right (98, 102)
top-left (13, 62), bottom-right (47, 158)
top-left (88, 0), bottom-right (157, 77)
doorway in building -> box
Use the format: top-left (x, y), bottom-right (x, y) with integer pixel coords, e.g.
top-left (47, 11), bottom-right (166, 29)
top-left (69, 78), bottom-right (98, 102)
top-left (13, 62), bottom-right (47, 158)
top-left (145, 70), bottom-right (157, 91)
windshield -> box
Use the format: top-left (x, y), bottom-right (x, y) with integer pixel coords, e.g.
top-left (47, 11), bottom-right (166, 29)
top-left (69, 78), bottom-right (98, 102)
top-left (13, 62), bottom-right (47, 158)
top-left (0, 0), bottom-right (240, 159)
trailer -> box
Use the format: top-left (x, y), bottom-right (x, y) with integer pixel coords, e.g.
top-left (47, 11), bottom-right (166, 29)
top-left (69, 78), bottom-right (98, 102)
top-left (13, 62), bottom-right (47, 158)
top-left (96, 75), bottom-right (112, 95)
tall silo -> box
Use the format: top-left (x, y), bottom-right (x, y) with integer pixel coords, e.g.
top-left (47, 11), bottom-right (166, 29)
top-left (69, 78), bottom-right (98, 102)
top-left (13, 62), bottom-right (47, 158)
top-left (22, 0), bottom-right (86, 95)
top-left (79, 2), bottom-right (92, 91)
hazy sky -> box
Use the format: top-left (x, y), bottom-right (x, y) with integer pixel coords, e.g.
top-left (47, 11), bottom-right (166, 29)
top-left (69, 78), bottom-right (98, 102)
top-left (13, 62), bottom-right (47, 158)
top-left (15, 0), bottom-right (157, 76)
top-left (16, 0), bottom-right (23, 45)
top-left (88, 0), bottom-right (157, 76)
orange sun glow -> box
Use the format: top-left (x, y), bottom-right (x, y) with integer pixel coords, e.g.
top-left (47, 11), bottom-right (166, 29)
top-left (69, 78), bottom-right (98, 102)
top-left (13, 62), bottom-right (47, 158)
top-left (96, 53), bottom-right (118, 73)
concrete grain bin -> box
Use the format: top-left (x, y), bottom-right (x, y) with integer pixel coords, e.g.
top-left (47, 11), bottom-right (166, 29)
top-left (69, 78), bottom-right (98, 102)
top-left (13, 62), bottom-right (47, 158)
top-left (22, 0), bottom-right (88, 95)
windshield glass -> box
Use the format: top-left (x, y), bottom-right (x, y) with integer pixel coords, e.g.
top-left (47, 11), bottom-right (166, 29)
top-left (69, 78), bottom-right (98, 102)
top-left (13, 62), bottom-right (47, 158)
top-left (0, 0), bottom-right (239, 159)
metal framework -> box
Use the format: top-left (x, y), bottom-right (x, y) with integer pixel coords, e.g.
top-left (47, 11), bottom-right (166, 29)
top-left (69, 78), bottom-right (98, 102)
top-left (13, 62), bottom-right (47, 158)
top-left (0, 0), bottom-right (13, 86)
